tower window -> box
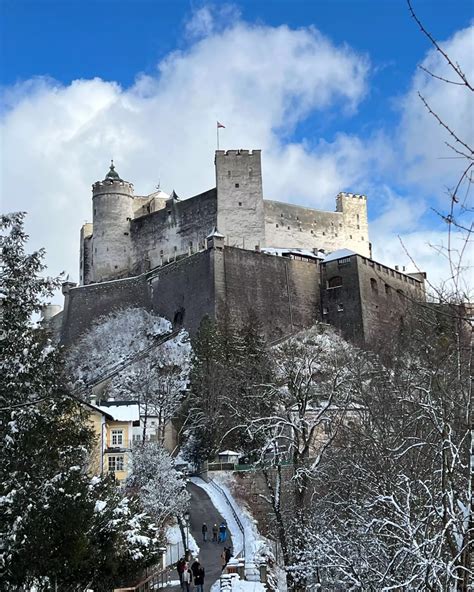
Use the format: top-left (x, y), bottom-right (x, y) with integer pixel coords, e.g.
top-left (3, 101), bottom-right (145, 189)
top-left (322, 307), bottom-right (328, 315)
top-left (328, 276), bottom-right (343, 289)
top-left (238, 202), bottom-right (242, 206)
top-left (370, 278), bottom-right (378, 293)
top-left (235, 183), bottom-right (240, 188)
top-left (287, 226), bottom-right (290, 230)
top-left (349, 235), bottom-right (353, 239)
top-left (337, 303), bottom-right (344, 312)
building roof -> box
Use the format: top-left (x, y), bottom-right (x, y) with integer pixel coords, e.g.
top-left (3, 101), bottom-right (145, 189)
top-left (105, 160), bottom-right (123, 182)
top-left (323, 248), bottom-right (357, 262)
top-left (207, 226), bottom-right (225, 239)
top-left (97, 400), bottom-right (140, 422)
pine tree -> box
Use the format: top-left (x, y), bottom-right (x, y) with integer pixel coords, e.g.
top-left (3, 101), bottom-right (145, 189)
top-left (0, 213), bottom-right (159, 590)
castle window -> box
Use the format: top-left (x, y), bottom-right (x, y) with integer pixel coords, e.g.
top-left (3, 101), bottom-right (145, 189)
top-left (322, 232), bottom-right (326, 236)
top-left (167, 210), bottom-right (171, 215)
top-left (239, 202), bottom-right (242, 206)
top-left (114, 265), bottom-right (118, 269)
top-left (281, 213), bottom-right (284, 217)
top-left (322, 307), bottom-right (328, 315)
top-left (357, 225), bottom-right (360, 229)
top-left (337, 303), bottom-right (344, 312)
top-left (296, 216), bottom-right (299, 221)
top-left (235, 183), bottom-right (240, 188)
top-left (385, 284), bottom-right (391, 296)
top-left (349, 234), bottom-right (353, 239)
top-left (357, 214), bottom-right (360, 221)
top-left (287, 226), bottom-right (290, 230)
top-left (328, 276), bottom-right (343, 289)
top-left (311, 230), bottom-right (314, 234)
top-left (361, 236), bottom-right (364, 241)
top-left (276, 224), bottom-right (279, 228)
top-left (370, 278), bottom-right (378, 293)
top-left (228, 171), bottom-right (231, 177)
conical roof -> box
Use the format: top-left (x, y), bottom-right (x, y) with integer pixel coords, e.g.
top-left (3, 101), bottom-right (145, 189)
top-left (105, 160), bottom-right (122, 181)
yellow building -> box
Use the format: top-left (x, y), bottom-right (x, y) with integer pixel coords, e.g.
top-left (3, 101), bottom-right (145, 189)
top-left (84, 400), bottom-right (140, 484)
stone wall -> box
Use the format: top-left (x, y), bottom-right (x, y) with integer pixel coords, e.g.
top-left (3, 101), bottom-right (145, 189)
top-left (264, 192), bottom-right (370, 257)
top-left (321, 254), bottom-right (425, 343)
top-left (60, 275), bottom-right (152, 346)
top-left (214, 247), bottom-right (321, 341)
top-left (130, 189), bottom-right (217, 273)
top-left (149, 249), bottom-right (215, 336)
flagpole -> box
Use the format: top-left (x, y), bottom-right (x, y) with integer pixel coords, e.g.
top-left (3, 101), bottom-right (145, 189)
top-left (217, 124), bottom-right (220, 150)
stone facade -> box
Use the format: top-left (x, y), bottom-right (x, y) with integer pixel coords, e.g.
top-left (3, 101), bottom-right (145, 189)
top-left (80, 149), bottom-right (370, 285)
top-left (54, 147), bottom-right (426, 348)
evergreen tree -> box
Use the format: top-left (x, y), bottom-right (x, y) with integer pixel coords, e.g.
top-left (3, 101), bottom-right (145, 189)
top-left (0, 213), bottom-right (159, 590)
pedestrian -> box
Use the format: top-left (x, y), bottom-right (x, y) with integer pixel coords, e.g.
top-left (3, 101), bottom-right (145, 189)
top-left (221, 548), bottom-right (227, 571)
top-left (212, 523), bottom-right (218, 542)
top-left (182, 563), bottom-right (192, 592)
top-left (191, 557), bottom-right (200, 579)
top-left (201, 522), bottom-right (208, 542)
top-left (177, 557), bottom-right (186, 589)
top-left (194, 563), bottom-right (205, 592)
top-left (219, 521), bottom-right (227, 543)
top-left (225, 546), bottom-right (232, 563)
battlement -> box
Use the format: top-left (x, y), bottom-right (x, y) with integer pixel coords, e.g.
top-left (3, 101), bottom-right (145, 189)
top-left (92, 179), bottom-right (134, 197)
top-left (337, 192), bottom-right (367, 200)
top-left (215, 149), bottom-right (261, 157)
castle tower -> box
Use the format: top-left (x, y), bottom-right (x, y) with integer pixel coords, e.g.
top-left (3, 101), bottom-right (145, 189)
top-left (91, 162), bottom-right (134, 282)
top-left (335, 192), bottom-right (371, 258)
top-left (215, 149), bottom-right (266, 250)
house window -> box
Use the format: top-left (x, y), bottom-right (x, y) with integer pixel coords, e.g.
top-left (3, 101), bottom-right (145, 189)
top-left (328, 276), bottom-right (343, 288)
top-left (108, 455), bottom-right (124, 472)
top-left (111, 429), bottom-right (124, 446)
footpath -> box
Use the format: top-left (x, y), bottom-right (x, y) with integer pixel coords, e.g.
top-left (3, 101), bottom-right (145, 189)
top-left (167, 481), bottom-right (233, 592)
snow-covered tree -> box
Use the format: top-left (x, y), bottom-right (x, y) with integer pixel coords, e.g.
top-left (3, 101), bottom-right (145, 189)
top-left (0, 213), bottom-right (160, 590)
top-left (127, 441), bottom-right (190, 534)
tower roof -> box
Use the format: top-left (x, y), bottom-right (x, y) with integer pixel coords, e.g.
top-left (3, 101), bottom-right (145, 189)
top-left (105, 160), bottom-right (123, 182)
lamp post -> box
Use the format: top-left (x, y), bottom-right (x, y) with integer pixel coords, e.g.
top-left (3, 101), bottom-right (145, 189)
top-left (184, 510), bottom-right (190, 560)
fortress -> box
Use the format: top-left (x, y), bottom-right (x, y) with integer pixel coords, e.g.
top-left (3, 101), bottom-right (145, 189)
top-left (51, 149), bottom-right (426, 346)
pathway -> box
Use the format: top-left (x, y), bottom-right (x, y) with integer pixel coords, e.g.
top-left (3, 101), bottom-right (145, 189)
top-left (166, 481), bottom-right (233, 592)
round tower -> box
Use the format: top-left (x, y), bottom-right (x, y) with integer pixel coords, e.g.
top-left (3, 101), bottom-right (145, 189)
top-left (91, 162), bottom-right (134, 282)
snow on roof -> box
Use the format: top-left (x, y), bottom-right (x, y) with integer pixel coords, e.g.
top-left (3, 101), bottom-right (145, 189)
top-left (96, 402), bottom-right (140, 422)
top-left (262, 247), bottom-right (324, 260)
top-left (207, 226), bottom-right (225, 239)
top-left (218, 450), bottom-right (240, 456)
top-left (323, 248), bottom-right (357, 262)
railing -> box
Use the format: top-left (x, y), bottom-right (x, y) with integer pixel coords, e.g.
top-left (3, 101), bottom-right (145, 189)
top-left (200, 475), bottom-right (246, 560)
top-left (113, 567), bottom-right (172, 591)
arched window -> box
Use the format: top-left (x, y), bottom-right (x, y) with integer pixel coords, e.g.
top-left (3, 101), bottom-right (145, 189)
top-left (370, 278), bottom-right (378, 292)
top-left (328, 276), bottom-right (343, 288)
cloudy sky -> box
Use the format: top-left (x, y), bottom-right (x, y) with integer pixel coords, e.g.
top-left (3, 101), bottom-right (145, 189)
top-left (1, 0), bottom-right (473, 297)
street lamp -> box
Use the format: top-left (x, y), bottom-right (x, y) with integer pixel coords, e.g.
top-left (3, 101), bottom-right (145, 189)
top-left (184, 510), bottom-right (190, 559)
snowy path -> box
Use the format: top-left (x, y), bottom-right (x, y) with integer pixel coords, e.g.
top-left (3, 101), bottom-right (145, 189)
top-left (186, 481), bottom-right (233, 592)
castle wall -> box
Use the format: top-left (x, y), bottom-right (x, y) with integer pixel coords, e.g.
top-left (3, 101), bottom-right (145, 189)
top-left (264, 193), bottom-right (370, 258)
top-left (321, 254), bottom-right (425, 343)
top-left (60, 275), bottom-right (152, 346)
top-left (130, 189), bottom-right (217, 274)
top-left (149, 249), bottom-right (215, 336)
top-left (214, 247), bottom-right (321, 341)
top-left (216, 150), bottom-right (266, 250)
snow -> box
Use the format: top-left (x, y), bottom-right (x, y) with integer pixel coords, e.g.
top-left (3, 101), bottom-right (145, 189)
top-left (262, 247), bottom-right (324, 260)
top-left (191, 474), bottom-right (267, 571)
top-left (96, 402), bottom-right (140, 421)
top-left (322, 248), bottom-right (356, 262)
top-left (218, 450), bottom-right (239, 456)
top-left (94, 500), bottom-right (107, 513)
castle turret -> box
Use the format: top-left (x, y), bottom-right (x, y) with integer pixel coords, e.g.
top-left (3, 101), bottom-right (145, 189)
top-left (91, 162), bottom-right (134, 282)
top-left (215, 149), bottom-right (266, 250)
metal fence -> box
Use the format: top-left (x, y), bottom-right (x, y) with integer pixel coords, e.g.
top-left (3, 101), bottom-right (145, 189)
top-left (113, 566), bottom-right (173, 591)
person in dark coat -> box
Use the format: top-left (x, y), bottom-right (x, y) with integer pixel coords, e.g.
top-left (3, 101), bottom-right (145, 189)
top-left (194, 564), bottom-right (205, 592)
top-left (201, 522), bottom-right (208, 541)
top-left (212, 523), bottom-right (219, 542)
top-left (176, 557), bottom-right (186, 589)
top-left (225, 547), bottom-right (232, 563)
top-left (191, 558), bottom-right (200, 579)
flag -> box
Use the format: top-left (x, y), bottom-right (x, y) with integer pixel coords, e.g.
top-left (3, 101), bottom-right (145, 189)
top-left (217, 121), bottom-right (225, 128)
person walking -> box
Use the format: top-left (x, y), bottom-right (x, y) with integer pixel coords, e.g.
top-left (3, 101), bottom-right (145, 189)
top-left (219, 521), bottom-right (227, 543)
top-left (212, 523), bottom-right (218, 542)
top-left (201, 522), bottom-right (208, 542)
top-left (177, 557), bottom-right (186, 589)
top-left (225, 546), bottom-right (232, 563)
top-left (194, 563), bottom-right (205, 592)
top-left (191, 557), bottom-right (200, 580)
top-left (182, 563), bottom-right (192, 592)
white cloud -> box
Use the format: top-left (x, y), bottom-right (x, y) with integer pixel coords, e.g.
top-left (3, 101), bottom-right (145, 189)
top-left (0, 9), bottom-right (472, 296)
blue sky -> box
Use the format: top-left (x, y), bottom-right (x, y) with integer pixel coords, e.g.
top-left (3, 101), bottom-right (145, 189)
top-left (1, 0), bottom-right (473, 290)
